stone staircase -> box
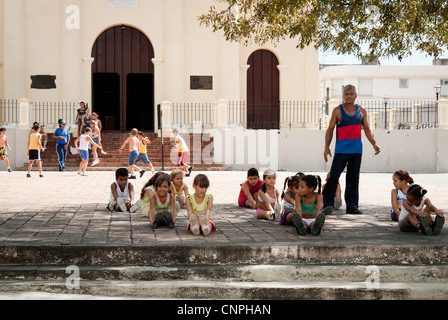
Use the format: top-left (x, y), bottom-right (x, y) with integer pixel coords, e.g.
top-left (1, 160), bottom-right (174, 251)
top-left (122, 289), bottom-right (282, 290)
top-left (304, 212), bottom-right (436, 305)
top-left (21, 131), bottom-right (229, 172)
top-left (0, 244), bottom-right (448, 299)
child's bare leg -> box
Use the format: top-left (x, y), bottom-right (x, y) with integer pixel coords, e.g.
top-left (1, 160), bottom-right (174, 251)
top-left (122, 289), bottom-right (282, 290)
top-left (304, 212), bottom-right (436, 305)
top-left (406, 215), bottom-right (421, 230)
top-left (257, 209), bottom-right (272, 220)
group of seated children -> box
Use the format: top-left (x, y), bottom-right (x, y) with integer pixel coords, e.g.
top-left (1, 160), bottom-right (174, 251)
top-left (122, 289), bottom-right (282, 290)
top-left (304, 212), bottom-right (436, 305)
top-left (239, 168), bottom-right (445, 237)
top-left (390, 170), bottom-right (444, 236)
top-left (106, 167), bottom-right (445, 238)
top-left (238, 168), bottom-right (333, 236)
top-left (107, 168), bottom-right (214, 236)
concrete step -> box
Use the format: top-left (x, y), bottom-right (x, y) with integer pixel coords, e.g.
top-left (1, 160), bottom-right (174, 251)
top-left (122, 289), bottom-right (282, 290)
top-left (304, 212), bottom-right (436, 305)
top-left (1, 264), bottom-right (447, 283)
top-left (1, 244), bottom-right (448, 266)
top-left (0, 279), bottom-right (447, 300)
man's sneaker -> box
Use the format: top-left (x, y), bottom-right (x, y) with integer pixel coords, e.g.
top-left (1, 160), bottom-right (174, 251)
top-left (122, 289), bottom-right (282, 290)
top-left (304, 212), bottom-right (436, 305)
top-left (189, 214), bottom-right (200, 236)
top-left (432, 215), bottom-right (445, 236)
top-left (199, 215), bottom-right (210, 235)
top-left (117, 197), bottom-right (128, 212)
top-left (81, 172), bottom-right (88, 176)
top-left (26, 173), bottom-right (31, 178)
top-left (139, 170), bottom-right (146, 178)
top-left (292, 213), bottom-right (307, 235)
top-left (322, 206), bottom-right (334, 216)
top-left (419, 216), bottom-right (433, 236)
top-left (91, 159), bottom-right (100, 167)
top-left (101, 150), bottom-right (107, 155)
top-left (274, 203), bottom-right (282, 221)
top-left (186, 166), bottom-right (193, 177)
top-left (130, 199), bottom-right (142, 213)
top-left (129, 175), bottom-right (137, 179)
top-left (39, 173), bottom-right (44, 178)
top-left (7, 168), bottom-right (12, 173)
top-left (311, 214), bottom-right (326, 236)
top-left (346, 209), bottom-right (363, 215)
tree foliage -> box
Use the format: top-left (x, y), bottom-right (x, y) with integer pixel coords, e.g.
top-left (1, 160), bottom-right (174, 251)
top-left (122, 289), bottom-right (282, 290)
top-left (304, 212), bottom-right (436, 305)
top-left (198, 0), bottom-right (448, 62)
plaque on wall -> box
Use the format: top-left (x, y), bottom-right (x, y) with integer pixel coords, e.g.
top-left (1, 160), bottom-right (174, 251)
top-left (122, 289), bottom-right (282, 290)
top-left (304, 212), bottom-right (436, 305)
top-left (30, 75), bottom-right (57, 89)
top-left (190, 76), bottom-right (213, 90)
top-left (108, 0), bottom-right (139, 8)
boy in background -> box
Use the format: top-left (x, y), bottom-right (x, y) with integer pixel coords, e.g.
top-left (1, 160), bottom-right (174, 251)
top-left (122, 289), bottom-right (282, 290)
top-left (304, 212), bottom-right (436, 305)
top-left (27, 124), bottom-right (45, 178)
top-left (0, 128), bottom-right (12, 172)
top-left (119, 128), bottom-right (145, 179)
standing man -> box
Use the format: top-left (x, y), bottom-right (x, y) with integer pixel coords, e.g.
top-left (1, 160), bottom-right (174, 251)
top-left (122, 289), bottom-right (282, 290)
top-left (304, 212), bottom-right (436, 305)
top-left (54, 119), bottom-right (71, 172)
top-left (323, 85), bottom-right (381, 215)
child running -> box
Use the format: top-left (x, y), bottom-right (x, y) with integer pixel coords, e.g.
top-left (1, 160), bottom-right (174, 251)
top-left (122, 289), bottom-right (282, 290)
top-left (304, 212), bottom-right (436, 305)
top-left (135, 131), bottom-right (155, 175)
top-left (140, 172), bottom-right (166, 217)
top-left (390, 170), bottom-right (414, 221)
top-left (170, 168), bottom-right (189, 213)
top-left (186, 174), bottom-right (215, 236)
top-left (74, 127), bottom-right (103, 176)
top-left (119, 128), bottom-right (145, 179)
top-left (172, 129), bottom-right (192, 177)
top-left (291, 175), bottom-right (328, 236)
top-left (398, 184), bottom-right (445, 236)
top-left (27, 124), bottom-right (45, 178)
top-left (256, 169), bottom-right (281, 221)
top-left (0, 128), bottom-right (12, 172)
top-left (148, 174), bottom-right (176, 229)
top-left (89, 121), bottom-right (103, 167)
top-left (238, 168), bottom-right (263, 209)
top-left (279, 173), bottom-right (304, 225)
top-left (108, 168), bottom-right (141, 213)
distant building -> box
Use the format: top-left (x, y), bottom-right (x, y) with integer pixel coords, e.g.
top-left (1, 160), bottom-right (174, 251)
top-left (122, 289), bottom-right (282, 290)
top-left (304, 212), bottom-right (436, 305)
top-left (319, 60), bottom-right (448, 101)
top-left (0, 0), bottom-right (319, 132)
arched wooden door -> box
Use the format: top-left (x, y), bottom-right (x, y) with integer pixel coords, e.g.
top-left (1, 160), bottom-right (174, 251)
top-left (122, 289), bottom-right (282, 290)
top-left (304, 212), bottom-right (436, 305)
top-left (92, 25), bottom-right (155, 132)
top-left (247, 50), bottom-right (280, 130)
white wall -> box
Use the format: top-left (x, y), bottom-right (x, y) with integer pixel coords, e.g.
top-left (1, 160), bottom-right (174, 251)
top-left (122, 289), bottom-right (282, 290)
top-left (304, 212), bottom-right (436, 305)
top-left (0, 0), bottom-right (4, 98)
top-left (212, 128), bottom-right (448, 174)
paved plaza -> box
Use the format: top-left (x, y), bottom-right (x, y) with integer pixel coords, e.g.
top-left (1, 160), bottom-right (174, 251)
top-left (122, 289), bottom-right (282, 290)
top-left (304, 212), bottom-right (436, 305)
top-left (1, 170), bottom-right (447, 247)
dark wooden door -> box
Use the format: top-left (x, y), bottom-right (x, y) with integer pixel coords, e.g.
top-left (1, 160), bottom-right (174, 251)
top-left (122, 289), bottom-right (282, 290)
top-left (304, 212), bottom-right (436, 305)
top-left (247, 50), bottom-right (280, 130)
top-left (92, 73), bottom-right (120, 130)
top-left (126, 73), bottom-right (154, 131)
top-left (92, 25), bottom-right (155, 131)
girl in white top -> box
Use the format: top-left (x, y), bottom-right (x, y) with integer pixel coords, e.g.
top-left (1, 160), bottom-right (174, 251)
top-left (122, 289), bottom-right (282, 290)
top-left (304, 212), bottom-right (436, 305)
top-left (390, 170), bottom-right (413, 221)
top-left (256, 169), bottom-right (281, 221)
top-left (74, 127), bottom-right (102, 176)
top-left (399, 184), bottom-right (444, 236)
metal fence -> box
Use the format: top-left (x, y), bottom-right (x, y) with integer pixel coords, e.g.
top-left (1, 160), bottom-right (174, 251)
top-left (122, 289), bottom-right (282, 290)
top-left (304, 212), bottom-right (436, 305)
top-left (30, 102), bottom-right (79, 126)
top-left (0, 99), bottom-right (19, 124)
top-left (0, 99), bottom-right (439, 130)
top-left (171, 102), bottom-right (214, 130)
top-left (171, 100), bottom-right (438, 130)
top-left (358, 100), bottom-right (438, 130)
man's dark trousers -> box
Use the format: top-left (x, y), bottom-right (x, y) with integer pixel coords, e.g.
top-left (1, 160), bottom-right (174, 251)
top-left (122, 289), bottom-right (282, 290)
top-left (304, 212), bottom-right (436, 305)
top-left (323, 153), bottom-right (362, 213)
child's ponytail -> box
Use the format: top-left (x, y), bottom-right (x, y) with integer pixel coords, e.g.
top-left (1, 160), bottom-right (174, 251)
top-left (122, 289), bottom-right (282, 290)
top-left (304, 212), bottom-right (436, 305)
top-left (315, 175), bottom-right (322, 194)
top-left (407, 184), bottom-right (427, 199)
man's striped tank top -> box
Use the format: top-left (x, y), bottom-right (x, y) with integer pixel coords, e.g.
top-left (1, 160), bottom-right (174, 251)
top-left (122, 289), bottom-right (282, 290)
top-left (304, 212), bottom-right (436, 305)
top-left (335, 104), bottom-right (363, 154)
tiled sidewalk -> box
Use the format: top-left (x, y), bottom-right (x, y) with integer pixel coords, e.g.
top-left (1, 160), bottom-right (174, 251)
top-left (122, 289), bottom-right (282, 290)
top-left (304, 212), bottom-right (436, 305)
top-left (1, 170), bottom-right (447, 246)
